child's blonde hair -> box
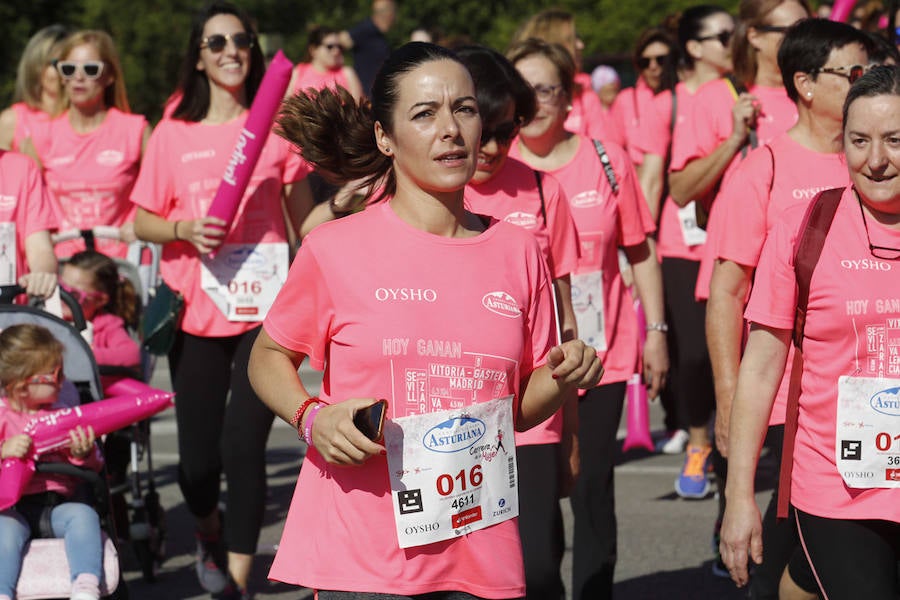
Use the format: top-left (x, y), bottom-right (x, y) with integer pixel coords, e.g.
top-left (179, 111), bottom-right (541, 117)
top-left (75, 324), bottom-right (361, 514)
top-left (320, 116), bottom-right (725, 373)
top-left (0, 324), bottom-right (63, 394)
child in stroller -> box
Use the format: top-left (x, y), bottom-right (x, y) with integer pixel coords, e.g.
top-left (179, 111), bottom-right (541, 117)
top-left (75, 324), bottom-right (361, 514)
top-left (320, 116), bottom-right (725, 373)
top-left (0, 323), bottom-right (104, 600)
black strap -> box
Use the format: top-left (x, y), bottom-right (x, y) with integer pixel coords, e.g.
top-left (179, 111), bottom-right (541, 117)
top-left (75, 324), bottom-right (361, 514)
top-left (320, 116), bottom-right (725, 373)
top-left (592, 139), bottom-right (619, 193)
top-left (533, 170), bottom-right (547, 225)
top-left (766, 145), bottom-right (775, 197)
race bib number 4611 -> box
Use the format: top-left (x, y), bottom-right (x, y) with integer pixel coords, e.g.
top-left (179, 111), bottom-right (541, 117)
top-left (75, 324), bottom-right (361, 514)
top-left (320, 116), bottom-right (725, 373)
top-left (384, 396), bottom-right (518, 549)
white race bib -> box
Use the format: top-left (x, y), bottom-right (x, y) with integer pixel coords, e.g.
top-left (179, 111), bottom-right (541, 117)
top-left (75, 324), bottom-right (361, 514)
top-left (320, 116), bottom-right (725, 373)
top-left (678, 202), bottom-right (708, 247)
top-left (571, 270), bottom-right (607, 351)
top-left (0, 222), bottom-right (16, 285)
top-left (200, 243), bottom-right (288, 321)
top-left (384, 396), bottom-right (518, 548)
top-left (836, 376), bottom-right (900, 488)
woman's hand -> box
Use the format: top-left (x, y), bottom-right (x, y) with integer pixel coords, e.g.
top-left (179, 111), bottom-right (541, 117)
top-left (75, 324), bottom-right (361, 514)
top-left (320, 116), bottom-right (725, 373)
top-left (730, 92), bottom-right (760, 144)
top-left (545, 340), bottom-right (604, 389)
top-left (720, 496), bottom-right (763, 587)
top-left (68, 425), bottom-right (96, 460)
top-left (1, 434), bottom-right (33, 460)
top-left (642, 330), bottom-right (669, 399)
top-left (119, 222), bottom-right (137, 244)
top-left (178, 216), bottom-right (227, 254)
top-left (309, 398), bottom-right (386, 465)
top-left (18, 272), bottom-right (58, 299)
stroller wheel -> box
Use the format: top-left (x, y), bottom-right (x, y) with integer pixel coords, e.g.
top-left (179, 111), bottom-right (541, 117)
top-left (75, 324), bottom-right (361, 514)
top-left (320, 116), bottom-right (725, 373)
top-left (133, 538), bottom-right (157, 583)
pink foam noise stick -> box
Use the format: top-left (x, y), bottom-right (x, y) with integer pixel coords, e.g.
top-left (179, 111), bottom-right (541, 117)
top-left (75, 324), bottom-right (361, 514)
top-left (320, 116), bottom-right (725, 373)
top-left (829, 0), bottom-right (854, 22)
top-left (0, 379), bottom-right (173, 510)
top-left (206, 50), bottom-right (294, 230)
top-left (622, 298), bottom-right (654, 452)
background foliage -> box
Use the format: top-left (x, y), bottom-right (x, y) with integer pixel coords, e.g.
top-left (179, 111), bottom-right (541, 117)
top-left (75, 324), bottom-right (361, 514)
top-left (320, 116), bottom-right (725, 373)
top-left (0, 0), bottom-right (742, 122)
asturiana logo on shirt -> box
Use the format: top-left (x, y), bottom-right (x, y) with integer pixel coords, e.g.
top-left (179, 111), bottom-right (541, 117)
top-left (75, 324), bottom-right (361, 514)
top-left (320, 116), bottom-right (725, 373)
top-left (571, 190), bottom-right (600, 208)
top-left (482, 291), bottom-right (520, 318)
top-left (870, 387), bottom-right (900, 416)
top-left (422, 416), bottom-right (486, 453)
top-left (505, 211), bottom-right (538, 229)
top-left (96, 149), bottom-right (124, 167)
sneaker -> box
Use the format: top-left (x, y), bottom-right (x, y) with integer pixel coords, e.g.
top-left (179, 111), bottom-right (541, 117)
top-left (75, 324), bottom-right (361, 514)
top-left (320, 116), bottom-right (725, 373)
top-left (657, 429), bottom-right (689, 454)
top-left (711, 519), bottom-right (729, 578)
top-left (675, 444), bottom-right (712, 498)
top-left (213, 577), bottom-right (251, 600)
top-left (195, 533), bottom-right (228, 594)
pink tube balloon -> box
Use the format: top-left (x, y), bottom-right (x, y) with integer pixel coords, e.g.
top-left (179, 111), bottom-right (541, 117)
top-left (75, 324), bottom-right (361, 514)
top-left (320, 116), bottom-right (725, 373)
top-left (829, 0), bottom-right (854, 22)
top-left (0, 379), bottom-right (173, 510)
top-left (622, 299), bottom-right (654, 452)
top-left (206, 50), bottom-right (294, 228)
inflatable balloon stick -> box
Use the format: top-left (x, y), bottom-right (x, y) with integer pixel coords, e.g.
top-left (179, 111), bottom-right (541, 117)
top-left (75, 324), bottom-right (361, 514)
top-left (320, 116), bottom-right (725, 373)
top-left (622, 299), bottom-right (654, 452)
top-left (829, 0), bottom-right (854, 22)
top-left (206, 49), bottom-right (294, 229)
top-left (0, 379), bottom-right (173, 510)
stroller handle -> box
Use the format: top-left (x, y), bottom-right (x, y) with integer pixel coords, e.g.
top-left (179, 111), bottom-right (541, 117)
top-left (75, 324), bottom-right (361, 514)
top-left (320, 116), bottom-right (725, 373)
top-left (52, 226), bottom-right (122, 245)
top-left (0, 285), bottom-right (88, 332)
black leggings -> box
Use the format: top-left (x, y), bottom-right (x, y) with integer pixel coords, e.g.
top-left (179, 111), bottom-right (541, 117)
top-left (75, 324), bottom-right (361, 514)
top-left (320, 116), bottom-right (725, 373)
top-left (168, 327), bottom-right (274, 555)
top-left (660, 257), bottom-right (715, 430)
top-left (517, 443), bottom-right (565, 600)
top-left (570, 382), bottom-right (625, 600)
top-left (795, 508), bottom-right (900, 599)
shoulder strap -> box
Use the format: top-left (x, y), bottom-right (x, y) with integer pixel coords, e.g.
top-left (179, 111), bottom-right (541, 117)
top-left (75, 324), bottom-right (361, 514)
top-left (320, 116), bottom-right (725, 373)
top-left (777, 187), bottom-right (844, 520)
top-left (592, 139), bottom-right (619, 193)
top-left (766, 145), bottom-right (775, 197)
top-left (533, 170), bottom-right (547, 225)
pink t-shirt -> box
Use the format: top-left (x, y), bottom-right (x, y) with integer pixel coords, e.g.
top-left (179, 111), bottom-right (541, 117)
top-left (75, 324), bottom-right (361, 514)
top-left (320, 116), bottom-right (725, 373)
top-left (466, 157), bottom-right (579, 446)
top-left (263, 201), bottom-right (556, 597)
top-left (130, 115), bottom-right (310, 338)
top-left (700, 134), bottom-right (848, 427)
top-left (746, 187), bottom-right (900, 522)
top-left (608, 78), bottom-right (655, 164)
top-left (0, 150), bottom-right (58, 280)
top-left (290, 62), bottom-right (352, 95)
top-left (511, 136), bottom-right (653, 384)
top-left (30, 108), bottom-right (147, 258)
top-left (10, 102), bottom-right (52, 153)
top-left (567, 72), bottom-right (624, 148)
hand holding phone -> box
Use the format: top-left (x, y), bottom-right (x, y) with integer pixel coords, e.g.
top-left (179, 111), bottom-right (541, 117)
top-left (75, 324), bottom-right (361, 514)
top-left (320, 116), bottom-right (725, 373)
top-left (353, 399), bottom-right (388, 442)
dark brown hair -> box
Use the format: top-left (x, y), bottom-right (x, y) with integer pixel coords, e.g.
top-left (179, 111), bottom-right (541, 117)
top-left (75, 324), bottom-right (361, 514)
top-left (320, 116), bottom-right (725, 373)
top-left (506, 38), bottom-right (576, 104)
top-left (67, 250), bottom-right (139, 329)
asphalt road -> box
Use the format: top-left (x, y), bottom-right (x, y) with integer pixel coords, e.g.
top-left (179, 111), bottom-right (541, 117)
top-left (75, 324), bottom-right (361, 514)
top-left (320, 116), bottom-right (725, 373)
top-left (116, 358), bottom-right (772, 600)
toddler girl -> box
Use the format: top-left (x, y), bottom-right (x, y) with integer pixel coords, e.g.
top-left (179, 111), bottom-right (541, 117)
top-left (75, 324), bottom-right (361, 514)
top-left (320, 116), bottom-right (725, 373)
top-left (0, 323), bottom-right (104, 600)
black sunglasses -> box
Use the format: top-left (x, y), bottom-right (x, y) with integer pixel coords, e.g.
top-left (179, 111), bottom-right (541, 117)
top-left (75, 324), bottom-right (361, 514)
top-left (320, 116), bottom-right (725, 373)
top-left (200, 32), bottom-right (254, 53)
top-left (636, 54), bottom-right (669, 70)
top-left (696, 30), bottom-right (734, 47)
top-left (323, 43), bottom-right (345, 52)
top-left (481, 120), bottom-right (521, 146)
top-left (815, 64), bottom-right (870, 84)
top-left (754, 24), bottom-right (790, 34)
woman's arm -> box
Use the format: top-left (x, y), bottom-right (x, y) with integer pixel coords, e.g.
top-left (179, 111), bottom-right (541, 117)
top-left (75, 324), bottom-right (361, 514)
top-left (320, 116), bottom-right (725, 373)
top-left (0, 108), bottom-right (16, 151)
top-left (720, 323), bottom-right (790, 587)
top-left (624, 238), bottom-right (669, 398)
top-left (282, 178), bottom-right (315, 248)
top-left (133, 206), bottom-right (225, 254)
top-left (637, 153), bottom-right (664, 222)
top-left (343, 67), bottom-right (365, 102)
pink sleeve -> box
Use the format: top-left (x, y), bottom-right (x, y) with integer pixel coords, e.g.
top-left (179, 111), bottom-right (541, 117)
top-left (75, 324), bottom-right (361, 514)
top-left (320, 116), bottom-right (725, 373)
top-left (91, 314), bottom-right (141, 368)
top-left (522, 247), bottom-right (557, 374)
top-left (712, 145), bottom-right (774, 267)
top-left (263, 241), bottom-right (333, 370)
top-left (632, 90), bottom-right (671, 158)
top-left (22, 156), bottom-right (57, 237)
top-left (130, 126), bottom-right (175, 216)
top-left (744, 209), bottom-right (801, 330)
top-left (670, 84), bottom-right (729, 172)
top-left (543, 174), bottom-right (580, 278)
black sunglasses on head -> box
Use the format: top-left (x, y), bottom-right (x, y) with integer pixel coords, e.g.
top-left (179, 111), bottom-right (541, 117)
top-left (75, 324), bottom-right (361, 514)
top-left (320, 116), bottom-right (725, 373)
top-left (200, 31), bottom-right (254, 53)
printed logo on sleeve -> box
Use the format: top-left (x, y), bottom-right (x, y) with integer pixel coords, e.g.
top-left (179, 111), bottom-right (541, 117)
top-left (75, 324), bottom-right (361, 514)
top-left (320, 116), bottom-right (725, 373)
top-left (504, 211), bottom-right (538, 229)
top-left (571, 190), bottom-right (600, 208)
top-left (482, 292), bottom-right (520, 318)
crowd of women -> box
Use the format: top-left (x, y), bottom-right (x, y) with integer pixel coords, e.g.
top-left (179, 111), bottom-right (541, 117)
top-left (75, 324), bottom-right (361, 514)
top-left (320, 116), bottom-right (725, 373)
top-left (0, 0), bottom-right (898, 598)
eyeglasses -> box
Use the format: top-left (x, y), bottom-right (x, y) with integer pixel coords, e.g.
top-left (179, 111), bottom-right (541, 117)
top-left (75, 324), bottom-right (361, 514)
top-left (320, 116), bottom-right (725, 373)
top-left (26, 366), bottom-right (62, 387)
top-left (636, 54), bottom-right (670, 70)
top-left (532, 84), bottom-right (564, 103)
top-left (200, 32), bottom-right (254, 53)
top-left (55, 60), bottom-right (104, 80)
top-left (857, 192), bottom-right (900, 260)
top-left (323, 43), bottom-right (345, 52)
top-left (696, 30), bottom-right (734, 47)
top-left (59, 282), bottom-right (105, 305)
top-left (815, 64), bottom-right (870, 84)
top-left (754, 24), bottom-right (790, 34)
top-left (481, 120), bottom-right (521, 146)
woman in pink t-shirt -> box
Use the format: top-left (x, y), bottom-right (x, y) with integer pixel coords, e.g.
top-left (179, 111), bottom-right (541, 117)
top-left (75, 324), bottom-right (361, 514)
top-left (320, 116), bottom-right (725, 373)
top-left (722, 65), bottom-right (900, 599)
top-left (248, 42), bottom-right (602, 599)
top-left (508, 38), bottom-right (668, 600)
top-left (27, 30), bottom-right (150, 259)
top-left (290, 25), bottom-right (364, 101)
top-left (131, 4), bottom-right (313, 598)
top-left (458, 45), bottom-right (580, 600)
top-left (0, 25), bottom-right (68, 153)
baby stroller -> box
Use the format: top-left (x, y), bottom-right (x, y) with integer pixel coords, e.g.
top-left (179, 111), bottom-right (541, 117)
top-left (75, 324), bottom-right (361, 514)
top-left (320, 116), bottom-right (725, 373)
top-left (0, 286), bottom-right (124, 599)
top-left (52, 227), bottom-right (167, 583)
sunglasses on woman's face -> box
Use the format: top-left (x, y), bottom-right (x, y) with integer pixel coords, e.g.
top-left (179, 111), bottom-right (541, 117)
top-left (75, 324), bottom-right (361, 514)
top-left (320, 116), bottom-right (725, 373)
top-left (637, 54), bottom-right (669, 70)
top-left (200, 31), bottom-right (254, 53)
top-left (323, 43), bottom-right (345, 52)
top-left (696, 30), bottom-right (734, 47)
top-left (816, 64), bottom-right (871, 84)
top-left (480, 120), bottom-right (521, 146)
top-left (55, 60), bottom-right (104, 80)
top-left (26, 365), bottom-right (62, 387)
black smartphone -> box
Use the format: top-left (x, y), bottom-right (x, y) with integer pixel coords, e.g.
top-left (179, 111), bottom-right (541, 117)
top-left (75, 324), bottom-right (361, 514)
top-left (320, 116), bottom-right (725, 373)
top-left (353, 399), bottom-right (388, 442)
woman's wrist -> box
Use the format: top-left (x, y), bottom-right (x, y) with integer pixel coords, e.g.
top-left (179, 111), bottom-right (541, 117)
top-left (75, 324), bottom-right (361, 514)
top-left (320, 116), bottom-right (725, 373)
top-left (173, 220), bottom-right (181, 241)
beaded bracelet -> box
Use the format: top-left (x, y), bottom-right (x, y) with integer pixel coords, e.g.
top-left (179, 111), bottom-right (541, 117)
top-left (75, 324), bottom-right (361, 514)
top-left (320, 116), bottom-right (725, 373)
top-left (290, 397), bottom-right (322, 435)
top-left (303, 403), bottom-right (325, 446)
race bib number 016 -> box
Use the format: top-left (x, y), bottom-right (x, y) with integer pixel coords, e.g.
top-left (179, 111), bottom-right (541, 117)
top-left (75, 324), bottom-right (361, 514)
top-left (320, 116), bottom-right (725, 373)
top-left (836, 376), bottom-right (900, 488)
top-left (384, 396), bottom-right (518, 549)
top-left (200, 243), bottom-right (288, 322)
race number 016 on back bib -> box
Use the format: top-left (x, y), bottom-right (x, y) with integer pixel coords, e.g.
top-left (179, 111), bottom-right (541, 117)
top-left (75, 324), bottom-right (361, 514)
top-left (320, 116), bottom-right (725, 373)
top-left (384, 396), bottom-right (518, 548)
top-left (836, 376), bottom-right (900, 488)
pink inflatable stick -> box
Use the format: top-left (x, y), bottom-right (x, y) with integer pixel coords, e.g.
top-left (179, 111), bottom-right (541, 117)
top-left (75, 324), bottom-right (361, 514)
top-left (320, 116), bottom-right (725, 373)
top-left (0, 379), bottom-right (173, 510)
top-left (206, 50), bottom-right (294, 229)
top-left (829, 0), bottom-right (854, 22)
top-left (622, 299), bottom-right (654, 452)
